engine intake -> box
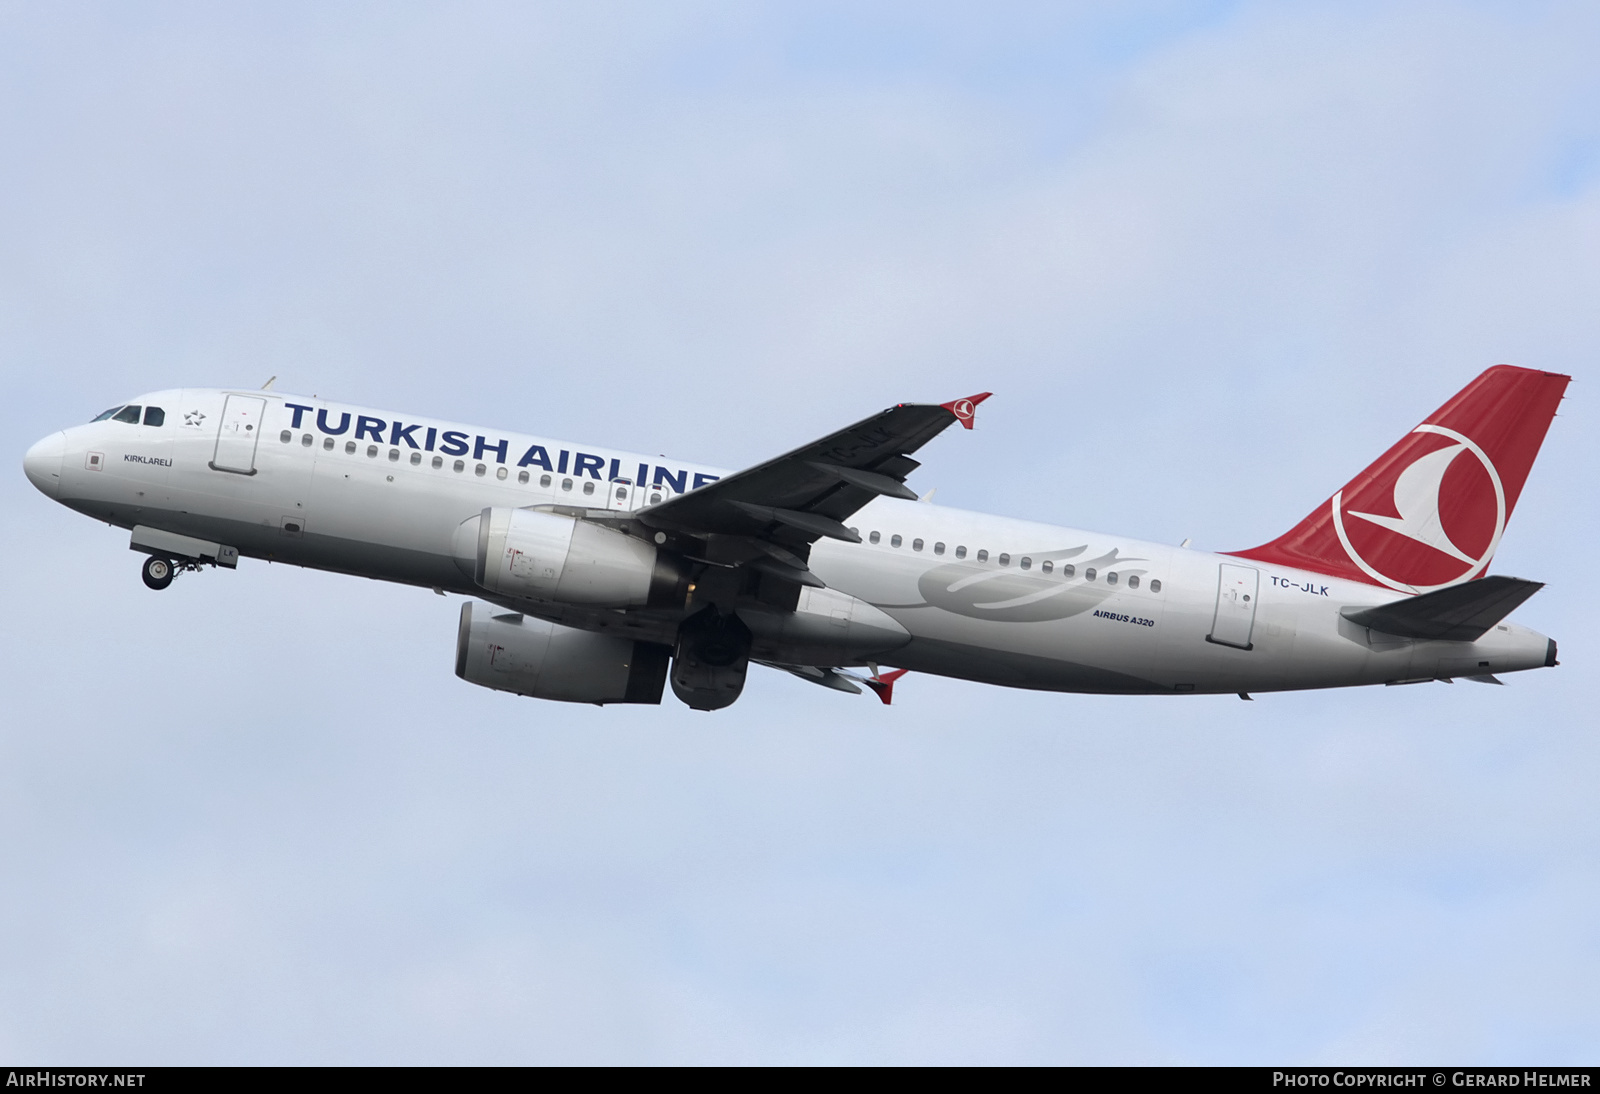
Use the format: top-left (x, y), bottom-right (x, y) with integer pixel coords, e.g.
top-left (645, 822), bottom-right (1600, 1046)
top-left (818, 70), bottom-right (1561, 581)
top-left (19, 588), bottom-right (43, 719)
top-left (468, 507), bottom-right (686, 608)
top-left (455, 601), bottom-right (669, 705)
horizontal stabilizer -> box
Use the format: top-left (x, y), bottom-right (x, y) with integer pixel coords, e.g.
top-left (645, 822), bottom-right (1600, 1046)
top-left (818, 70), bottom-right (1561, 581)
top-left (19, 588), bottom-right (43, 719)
top-left (1340, 575), bottom-right (1544, 642)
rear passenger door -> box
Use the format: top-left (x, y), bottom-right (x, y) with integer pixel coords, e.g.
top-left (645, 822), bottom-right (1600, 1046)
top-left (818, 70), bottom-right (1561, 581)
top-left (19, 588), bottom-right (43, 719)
top-left (1208, 564), bottom-right (1259, 650)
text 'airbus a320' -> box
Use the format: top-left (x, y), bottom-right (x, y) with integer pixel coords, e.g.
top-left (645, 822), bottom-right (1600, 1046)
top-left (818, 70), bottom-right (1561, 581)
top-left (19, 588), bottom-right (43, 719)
top-left (23, 366), bottom-right (1565, 710)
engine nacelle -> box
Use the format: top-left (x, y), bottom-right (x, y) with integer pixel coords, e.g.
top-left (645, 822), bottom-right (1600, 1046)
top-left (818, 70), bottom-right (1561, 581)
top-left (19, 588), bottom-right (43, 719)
top-left (464, 507), bottom-right (686, 608)
top-left (455, 601), bottom-right (669, 705)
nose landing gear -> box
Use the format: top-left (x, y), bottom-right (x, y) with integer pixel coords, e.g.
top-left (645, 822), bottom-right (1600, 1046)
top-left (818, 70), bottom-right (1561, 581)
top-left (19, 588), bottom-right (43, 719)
top-left (140, 554), bottom-right (209, 590)
top-left (141, 555), bottom-right (175, 590)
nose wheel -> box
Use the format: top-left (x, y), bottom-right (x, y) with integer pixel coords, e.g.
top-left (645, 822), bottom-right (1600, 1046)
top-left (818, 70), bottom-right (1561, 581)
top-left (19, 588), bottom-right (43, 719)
top-left (141, 555), bottom-right (175, 590)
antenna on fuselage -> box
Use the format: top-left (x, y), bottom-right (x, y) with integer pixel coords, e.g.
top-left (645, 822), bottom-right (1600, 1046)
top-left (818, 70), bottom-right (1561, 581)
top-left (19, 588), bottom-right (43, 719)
top-left (260, 375), bottom-right (277, 391)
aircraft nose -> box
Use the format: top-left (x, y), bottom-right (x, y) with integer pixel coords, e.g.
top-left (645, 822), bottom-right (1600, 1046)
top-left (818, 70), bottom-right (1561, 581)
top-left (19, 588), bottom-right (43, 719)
top-left (23, 431), bottom-right (66, 499)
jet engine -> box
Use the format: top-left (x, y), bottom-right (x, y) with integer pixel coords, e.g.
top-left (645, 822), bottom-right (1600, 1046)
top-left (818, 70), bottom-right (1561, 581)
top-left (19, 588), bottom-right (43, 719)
top-left (455, 601), bottom-right (669, 705)
top-left (463, 507), bottom-right (687, 608)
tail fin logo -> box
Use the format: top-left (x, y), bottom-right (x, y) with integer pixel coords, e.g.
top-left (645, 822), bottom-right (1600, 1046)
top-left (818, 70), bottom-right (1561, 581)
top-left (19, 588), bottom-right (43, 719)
top-left (1331, 424), bottom-right (1506, 593)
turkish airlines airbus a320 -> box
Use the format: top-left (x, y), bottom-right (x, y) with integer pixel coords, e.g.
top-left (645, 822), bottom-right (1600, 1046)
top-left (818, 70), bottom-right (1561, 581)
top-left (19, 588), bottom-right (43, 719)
top-left (22, 366), bottom-right (1566, 710)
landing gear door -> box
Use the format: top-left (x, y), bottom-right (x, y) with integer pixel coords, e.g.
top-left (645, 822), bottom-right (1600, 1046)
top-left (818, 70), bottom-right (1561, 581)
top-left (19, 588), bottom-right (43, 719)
top-left (1208, 563), bottom-right (1259, 650)
top-left (210, 395), bottom-right (266, 475)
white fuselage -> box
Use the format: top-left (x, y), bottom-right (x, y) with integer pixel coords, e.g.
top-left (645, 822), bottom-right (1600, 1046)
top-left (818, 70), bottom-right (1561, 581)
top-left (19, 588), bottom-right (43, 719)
top-left (25, 388), bottom-right (1555, 696)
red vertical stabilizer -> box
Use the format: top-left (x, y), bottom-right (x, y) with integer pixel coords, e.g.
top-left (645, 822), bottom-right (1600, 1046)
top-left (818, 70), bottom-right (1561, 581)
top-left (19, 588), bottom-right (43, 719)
top-left (1229, 365), bottom-right (1569, 592)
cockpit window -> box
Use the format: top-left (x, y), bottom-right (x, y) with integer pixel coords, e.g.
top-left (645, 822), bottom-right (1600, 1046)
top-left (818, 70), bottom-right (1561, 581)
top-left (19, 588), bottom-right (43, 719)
top-left (91, 406), bottom-right (123, 422)
top-left (143, 407), bottom-right (165, 427)
top-left (112, 405), bottom-right (142, 424)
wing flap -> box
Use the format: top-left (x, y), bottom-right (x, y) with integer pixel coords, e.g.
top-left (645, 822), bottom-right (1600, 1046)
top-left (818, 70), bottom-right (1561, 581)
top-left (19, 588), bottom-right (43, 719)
top-left (1339, 575), bottom-right (1544, 642)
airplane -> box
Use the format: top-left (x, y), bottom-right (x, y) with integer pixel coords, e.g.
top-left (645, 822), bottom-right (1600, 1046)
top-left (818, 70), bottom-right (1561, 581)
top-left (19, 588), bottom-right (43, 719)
top-left (21, 365), bottom-right (1567, 710)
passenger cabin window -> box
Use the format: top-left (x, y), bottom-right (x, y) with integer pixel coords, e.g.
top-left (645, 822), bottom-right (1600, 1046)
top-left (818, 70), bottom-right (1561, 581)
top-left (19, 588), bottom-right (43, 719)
top-left (649, 491), bottom-right (661, 504)
top-left (324, 437), bottom-right (335, 451)
top-left (1128, 575), bottom-right (1140, 589)
top-left (934, 542), bottom-right (945, 555)
top-left (976, 549), bottom-right (988, 562)
top-left (344, 440), bottom-right (356, 454)
top-left (955, 546), bottom-right (966, 559)
top-left (1085, 567), bottom-right (1097, 581)
top-left (453, 460), bottom-right (465, 472)
top-left (367, 445), bottom-right (378, 458)
top-left (1106, 571), bottom-right (1118, 585)
top-left (112, 405), bottom-right (142, 424)
top-left (91, 407), bottom-right (123, 422)
top-left (1062, 564), bottom-right (1075, 578)
top-left (143, 407), bottom-right (165, 427)
top-left (411, 452), bottom-right (422, 465)
top-left (388, 448), bottom-right (400, 461)
top-left (614, 485), bottom-right (627, 500)
top-left (891, 534), bottom-right (902, 548)
top-left (1150, 579), bottom-right (1162, 593)
top-left (474, 463), bottom-right (486, 477)
top-left (302, 434), bottom-right (313, 447)
top-left (1041, 560), bottom-right (1053, 573)
top-left (497, 467), bottom-right (508, 480)
top-left (280, 430), bottom-right (292, 443)
top-left (432, 456), bottom-right (443, 469)
top-left (561, 478), bottom-right (572, 491)
top-left (582, 481), bottom-right (595, 495)
top-left (541, 475), bottom-right (552, 488)
top-left (869, 531), bottom-right (881, 544)
top-left (998, 553), bottom-right (1010, 566)
top-left (517, 470), bottom-right (529, 483)
top-left (913, 538), bottom-right (924, 552)
top-left (1020, 557), bottom-right (1031, 570)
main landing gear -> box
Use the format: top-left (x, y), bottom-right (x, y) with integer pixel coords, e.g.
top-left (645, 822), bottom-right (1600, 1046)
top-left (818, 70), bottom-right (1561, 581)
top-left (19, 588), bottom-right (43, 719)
top-left (141, 555), bottom-right (175, 590)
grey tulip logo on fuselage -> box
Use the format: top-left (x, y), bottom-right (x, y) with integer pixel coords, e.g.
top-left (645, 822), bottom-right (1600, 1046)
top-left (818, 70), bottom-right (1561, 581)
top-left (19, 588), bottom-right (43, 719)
top-left (889, 546), bottom-right (1149, 623)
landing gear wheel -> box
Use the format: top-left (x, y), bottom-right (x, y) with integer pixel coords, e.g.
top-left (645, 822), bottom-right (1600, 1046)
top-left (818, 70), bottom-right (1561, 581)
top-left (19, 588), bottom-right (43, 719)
top-left (141, 555), bottom-right (175, 590)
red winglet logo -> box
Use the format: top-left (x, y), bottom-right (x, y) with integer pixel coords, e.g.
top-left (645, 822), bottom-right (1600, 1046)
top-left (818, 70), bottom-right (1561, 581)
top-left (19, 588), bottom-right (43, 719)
top-left (865, 669), bottom-right (909, 706)
top-left (1229, 365), bottom-right (1569, 591)
top-left (941, 392), bottom-right (992, 430)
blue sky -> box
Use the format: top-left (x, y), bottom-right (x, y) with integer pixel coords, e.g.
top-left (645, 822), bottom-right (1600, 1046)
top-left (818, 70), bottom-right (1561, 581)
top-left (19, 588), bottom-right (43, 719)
top-left (2, 1), bottom-right (1598, 1063)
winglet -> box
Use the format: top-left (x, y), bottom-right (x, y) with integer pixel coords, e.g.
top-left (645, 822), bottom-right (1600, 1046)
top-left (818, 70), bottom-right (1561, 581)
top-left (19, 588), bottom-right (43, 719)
top-left (864, 669), bottom-right (909, 705)
top-left (940, 392), bottom-right (992, 430)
